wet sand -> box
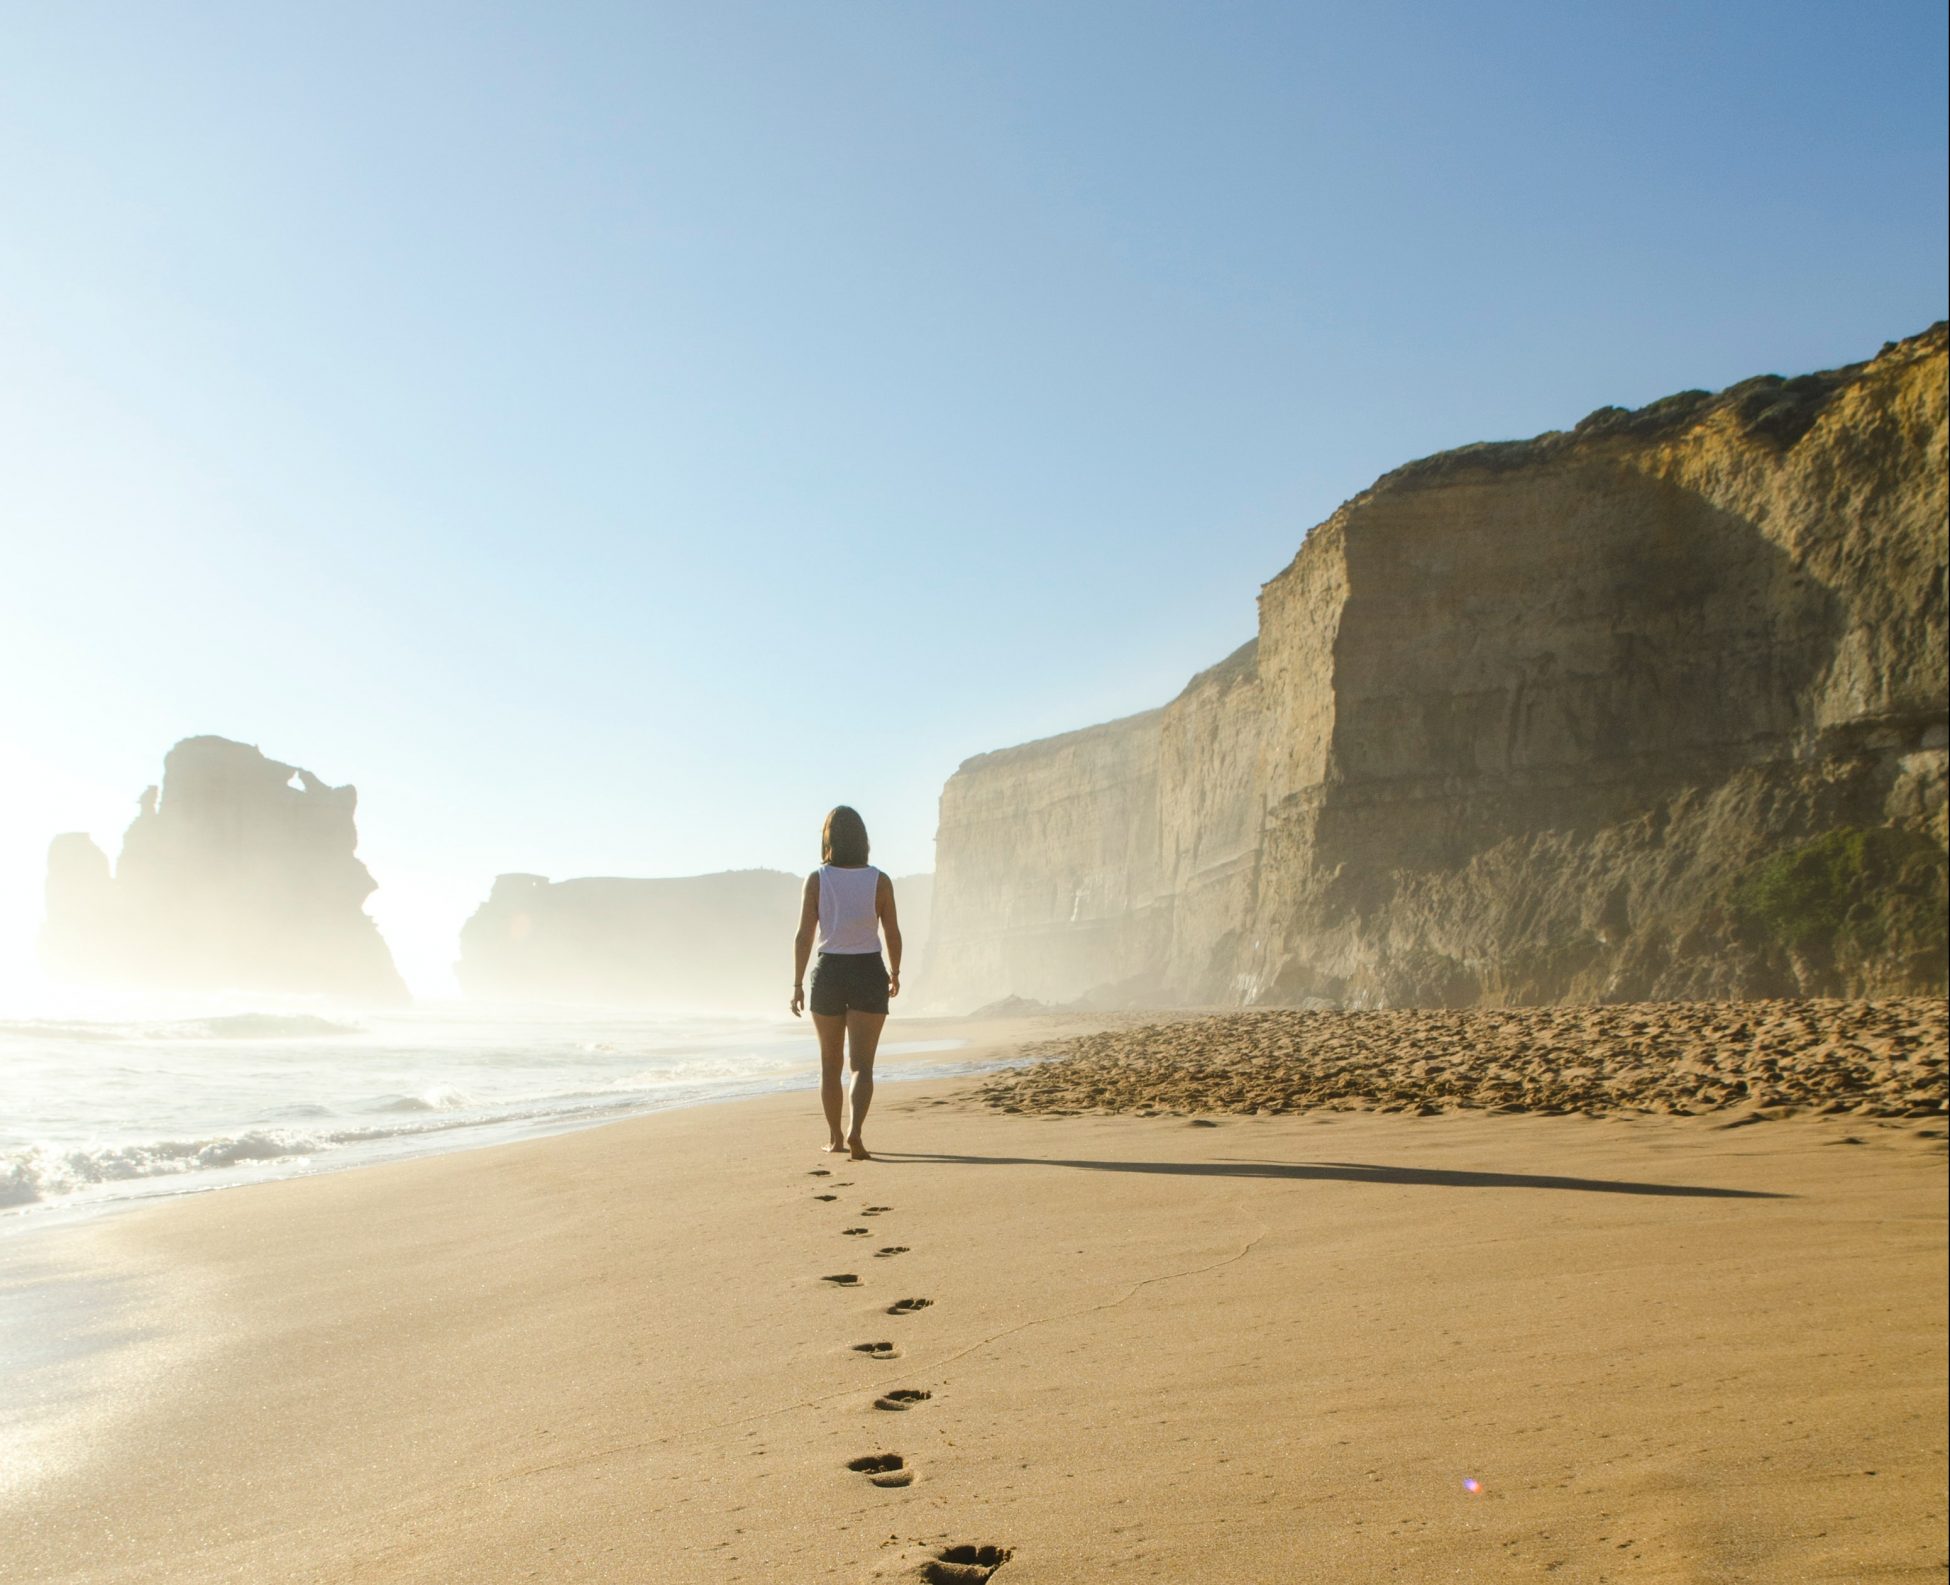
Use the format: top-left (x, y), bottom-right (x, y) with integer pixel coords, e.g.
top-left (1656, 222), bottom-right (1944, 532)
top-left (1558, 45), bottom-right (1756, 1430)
top-left (4, 1005), bottom-right (1945, 1584)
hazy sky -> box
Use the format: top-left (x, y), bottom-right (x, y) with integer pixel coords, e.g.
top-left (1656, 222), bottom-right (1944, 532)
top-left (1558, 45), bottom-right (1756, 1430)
top-left (3, 1), bottom-right (1945, 997)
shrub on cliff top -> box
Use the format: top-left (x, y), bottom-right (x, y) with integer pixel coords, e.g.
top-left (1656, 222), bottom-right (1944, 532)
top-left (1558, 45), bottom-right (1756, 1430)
top-left (1734, 825), bottom-right (1948, 961)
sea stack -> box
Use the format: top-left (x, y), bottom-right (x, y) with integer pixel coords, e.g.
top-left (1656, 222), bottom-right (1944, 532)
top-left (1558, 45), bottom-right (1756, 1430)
top-left (926, 325), bottom-right (1950, 1011)
top-left (39, 735), bottom-right (408, 1003)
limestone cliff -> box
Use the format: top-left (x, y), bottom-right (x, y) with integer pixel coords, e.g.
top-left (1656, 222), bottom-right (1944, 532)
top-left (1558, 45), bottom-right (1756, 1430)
top-left (458, 869), bottom-right (932, 1010)
top-left (925, 325), bottom-right (1949, 1011)
top-left (40, 736), bottom-right (408, 1002)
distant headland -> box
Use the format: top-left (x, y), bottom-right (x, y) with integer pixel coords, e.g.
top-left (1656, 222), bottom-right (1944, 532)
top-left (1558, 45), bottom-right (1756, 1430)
top-left (457, 869), bottom-right (933, 1010)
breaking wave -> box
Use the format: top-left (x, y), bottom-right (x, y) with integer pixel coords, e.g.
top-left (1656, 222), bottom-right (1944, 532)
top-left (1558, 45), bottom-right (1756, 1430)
top-left (1, 1130), bottom-right (326, 1207)
top-left (369, 1086), bottom-right (475, 1113)
top-left (0, 1101), bottom-right (637, 1208)
top-left (161, 1013), bottom-right (363, 1040)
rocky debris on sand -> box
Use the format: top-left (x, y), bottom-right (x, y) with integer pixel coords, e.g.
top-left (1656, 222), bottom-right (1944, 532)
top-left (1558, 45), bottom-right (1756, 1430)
top-left (970, 998), bottom-right (1947, 1121)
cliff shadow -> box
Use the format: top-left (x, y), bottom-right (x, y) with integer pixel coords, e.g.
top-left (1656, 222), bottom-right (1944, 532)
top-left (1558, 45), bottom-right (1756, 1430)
top-left (1328, 460), bottom-right (1851, 816)
top-left (873, 1150), bottom-right (1786, 1199)
top-left (1258, 462), bottom-right (1864, 1006)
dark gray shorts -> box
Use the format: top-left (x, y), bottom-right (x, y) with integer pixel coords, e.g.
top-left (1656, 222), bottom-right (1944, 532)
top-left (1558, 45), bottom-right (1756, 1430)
top-left (809, 951), bottom-right (889, 1016)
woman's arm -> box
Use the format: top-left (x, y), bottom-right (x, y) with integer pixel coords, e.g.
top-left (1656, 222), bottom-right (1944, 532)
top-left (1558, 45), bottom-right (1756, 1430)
top-left (876, 871), bottom-right (902, 998)
top-left (791, 871), bottom-right (819, 1016)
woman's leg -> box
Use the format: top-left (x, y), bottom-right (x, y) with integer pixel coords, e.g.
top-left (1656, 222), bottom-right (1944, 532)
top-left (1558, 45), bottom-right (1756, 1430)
top-left (844, 1010), bottom-right (887, 1158)
top-left (813, 1013), bottom-right (847, 1151)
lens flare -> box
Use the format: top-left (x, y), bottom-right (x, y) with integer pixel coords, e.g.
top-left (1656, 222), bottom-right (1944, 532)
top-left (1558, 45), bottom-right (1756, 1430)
top-left (1462, 1478), bottom-right (1482, 1494)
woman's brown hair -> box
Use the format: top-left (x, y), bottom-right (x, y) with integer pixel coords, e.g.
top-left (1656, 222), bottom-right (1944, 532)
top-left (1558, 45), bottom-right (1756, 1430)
top-left (822, 806), bottom-right (870, 867)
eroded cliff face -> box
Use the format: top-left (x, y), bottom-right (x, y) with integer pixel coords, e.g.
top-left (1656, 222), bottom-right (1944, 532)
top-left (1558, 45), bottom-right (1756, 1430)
top-left (925, 325), bottom-right (1949, 1011)
top-left (40, 737), bottom-right (408, 1002)
top-left (928, 710), bottom-right (1166, 1006)
top-left (458, 868), bottom-right (932, 1010)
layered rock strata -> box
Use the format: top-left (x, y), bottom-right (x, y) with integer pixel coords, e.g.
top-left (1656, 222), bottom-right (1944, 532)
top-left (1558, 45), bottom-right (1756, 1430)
top-left (927, 326), bottom-right (1949, 1010)
top-left (458, 869), bottom-right (931, 1010)
top-left (40, 736), bottom-right (408, 1002)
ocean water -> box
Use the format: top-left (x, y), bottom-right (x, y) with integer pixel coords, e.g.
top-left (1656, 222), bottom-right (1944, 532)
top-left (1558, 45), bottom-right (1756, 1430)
top-left (0, 1002), bottom-right (972, 1227)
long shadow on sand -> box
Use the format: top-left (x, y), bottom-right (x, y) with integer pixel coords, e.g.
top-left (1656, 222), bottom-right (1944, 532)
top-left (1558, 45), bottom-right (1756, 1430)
top-left (873, 1152), bottom-right (1787, 1199)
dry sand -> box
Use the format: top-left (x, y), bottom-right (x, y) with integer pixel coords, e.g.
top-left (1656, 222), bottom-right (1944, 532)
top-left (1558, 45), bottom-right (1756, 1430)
top-left (4, 1006), bottom-right (1945, 1584)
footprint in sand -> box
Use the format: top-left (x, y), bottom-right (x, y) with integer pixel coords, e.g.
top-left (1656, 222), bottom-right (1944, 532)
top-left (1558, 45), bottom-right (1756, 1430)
top-left (885, 1297), bottom-right (933, 1316)
top-left (851, 1341), bottom-right (900, 1360)
top-left (808, 1169), bottom-right (831, 1177)
top-left (813, 1193), bottom-right (839, 1201)
top-left (874, 1389), bottom-right (931, 1412)
top-left (921, 1544), bottom-right (1013, 1583)
top-left (842, 1227), bottom-right (871, 1237)
top-left (874, 1246), bottom-right (909, 1259)
top-left (861, 1205), bottom-right (893, 1216)
top-left (846, 1453), bottom-right (913, 1488)
top-left (822, 1274), bottom-right (860, 1286)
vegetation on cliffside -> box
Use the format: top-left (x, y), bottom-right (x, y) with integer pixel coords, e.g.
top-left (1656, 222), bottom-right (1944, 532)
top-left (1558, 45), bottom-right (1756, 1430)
top-left (1734, 825), bottom-right (1948, 990)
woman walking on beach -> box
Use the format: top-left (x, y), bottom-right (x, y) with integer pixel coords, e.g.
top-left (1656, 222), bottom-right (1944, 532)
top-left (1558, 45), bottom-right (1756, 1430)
top-left (790, 806), bottom-right (902, 1160)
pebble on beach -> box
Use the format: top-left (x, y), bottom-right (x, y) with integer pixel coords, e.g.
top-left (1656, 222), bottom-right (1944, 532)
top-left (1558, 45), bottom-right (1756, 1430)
top-left (971, 998), bottom-right (1949, 1122)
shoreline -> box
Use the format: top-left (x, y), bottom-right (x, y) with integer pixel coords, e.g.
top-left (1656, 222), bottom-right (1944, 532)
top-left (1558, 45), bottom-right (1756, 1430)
top-left (0, 1012), bottom-right (1111, 1237)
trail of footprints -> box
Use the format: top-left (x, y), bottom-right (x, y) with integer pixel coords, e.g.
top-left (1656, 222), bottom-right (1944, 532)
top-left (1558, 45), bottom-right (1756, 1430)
top-left (805, 1167), bottom-right (1010, 1580)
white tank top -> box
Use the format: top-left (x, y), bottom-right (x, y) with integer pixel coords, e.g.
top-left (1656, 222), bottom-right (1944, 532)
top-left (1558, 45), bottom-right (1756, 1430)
top-left (816, 864), bottom-right (882, 954)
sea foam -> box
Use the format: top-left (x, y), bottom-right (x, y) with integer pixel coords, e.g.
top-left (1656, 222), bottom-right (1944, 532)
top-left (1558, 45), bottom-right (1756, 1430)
top-left (0, 1008), bottom-right (965, 1221)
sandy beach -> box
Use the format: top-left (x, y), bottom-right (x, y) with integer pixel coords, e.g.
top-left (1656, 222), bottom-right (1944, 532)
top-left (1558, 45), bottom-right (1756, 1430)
top-left (5, 1005), bottom-right (1945, 1585)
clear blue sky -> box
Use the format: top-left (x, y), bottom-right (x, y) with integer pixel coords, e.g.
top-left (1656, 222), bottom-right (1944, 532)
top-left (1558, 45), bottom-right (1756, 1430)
top-left (2, 1), bottom-right (1945, 996)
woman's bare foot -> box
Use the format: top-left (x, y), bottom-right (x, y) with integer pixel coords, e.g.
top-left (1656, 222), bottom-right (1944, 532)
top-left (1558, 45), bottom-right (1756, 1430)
top-left (824, 1138), bottom-right (846, 1154)
top-left (848, 1138), bottom-right (872, 1161)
